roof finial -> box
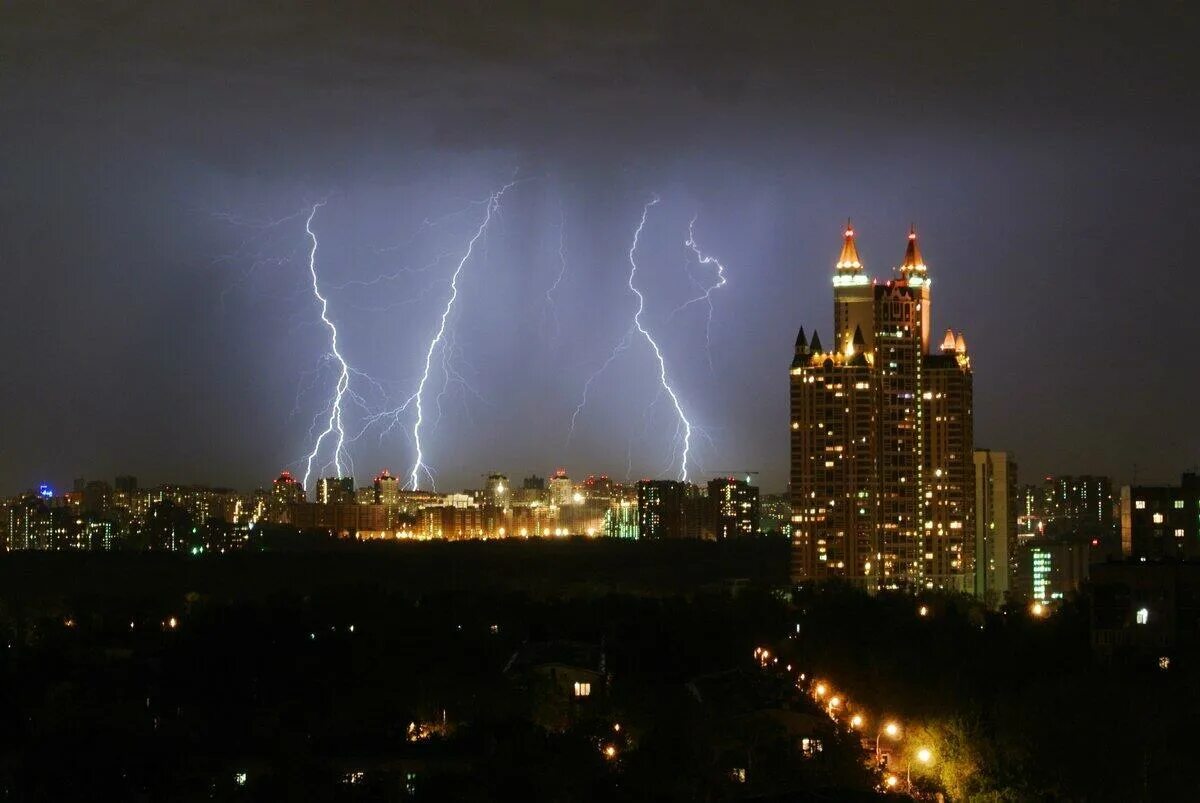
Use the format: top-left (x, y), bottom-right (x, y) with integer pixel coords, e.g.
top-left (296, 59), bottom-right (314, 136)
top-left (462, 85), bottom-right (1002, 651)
top-left (836, 219), bottom-right (863, 274)
top-left (899, 223), bottom-right (926, 280)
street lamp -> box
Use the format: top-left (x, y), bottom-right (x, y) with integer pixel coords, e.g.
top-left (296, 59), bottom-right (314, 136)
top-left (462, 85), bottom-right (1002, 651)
top-left (813, 682), bottom-right (827, 699)
top-left (875, 721), bottom-right (900, 760)
top-left (850, 713), bottom-right (864, 729)
top-left (908, 746), bottom-right (934, 791)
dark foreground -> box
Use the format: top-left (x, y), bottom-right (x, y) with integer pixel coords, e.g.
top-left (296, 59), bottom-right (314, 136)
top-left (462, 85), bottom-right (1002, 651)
top-left (1, 539), bottom-right (1196, 801)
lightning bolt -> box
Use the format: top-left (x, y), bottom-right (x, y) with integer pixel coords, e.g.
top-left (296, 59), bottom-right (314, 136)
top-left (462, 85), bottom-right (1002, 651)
top-left (544, 202), bottom-right (569, 342)
top-left (628, 196), bottom-right (693, 481)
top-left (406, 180), bottom-right (517, 490)
top-left (567, 324), bottom-right (634, 445)
top-left (566, 197), bottom-right (697, 481)
top-left (300, 201), bottom-right (353, 494)
top-left (674, 215), bottom-right (729, 371)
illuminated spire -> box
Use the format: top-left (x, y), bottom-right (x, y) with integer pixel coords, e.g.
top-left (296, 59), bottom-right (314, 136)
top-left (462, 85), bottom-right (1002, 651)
top-left (955, 332), bottom-right (967, 354)
top-left (898, 224), bottom-right (928, 281)
top-left (836, 219), bottom-right (863, 274)
top-left (940, 328), bottom-right (957, 352)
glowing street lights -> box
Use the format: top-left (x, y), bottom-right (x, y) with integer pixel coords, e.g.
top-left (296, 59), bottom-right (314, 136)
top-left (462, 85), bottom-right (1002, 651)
top-left (875, 720), bottom-right (901, 762)
top-left (907, 746), bottom-right (934, 790)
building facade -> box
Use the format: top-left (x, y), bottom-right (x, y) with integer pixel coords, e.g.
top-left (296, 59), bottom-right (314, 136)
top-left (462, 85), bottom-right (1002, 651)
top-left (1120, 473), bottom-right (1200, 559)
top-left (707, 477), bottom-right (760, 538)
top-left (790, 223), bottom-right (974, 591)
top-left (973, 450), bottom-right (1017, 605)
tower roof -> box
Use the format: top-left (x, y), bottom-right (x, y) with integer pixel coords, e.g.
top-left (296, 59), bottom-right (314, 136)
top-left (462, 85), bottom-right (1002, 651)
top-left (852, 324), bottom-right (866, 347)
top-left (809, 330), bottom-right (823, 354)
top-left (795, 326), bottom-right (808, 352)
top-left (835, 220), bottom-right (863, 274)
top-left (940, 328), bottom-right (957, 352)
top-left (898, 225), bottom-right (927, 279)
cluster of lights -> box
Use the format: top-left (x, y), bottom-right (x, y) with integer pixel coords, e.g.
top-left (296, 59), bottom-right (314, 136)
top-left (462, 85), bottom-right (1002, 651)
top-left (754, 645), bottom-right (935, 793)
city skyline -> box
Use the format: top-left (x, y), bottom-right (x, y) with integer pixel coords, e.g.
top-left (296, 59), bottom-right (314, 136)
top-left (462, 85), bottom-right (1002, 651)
top-left (3, 3), bottom-right (1197, 495)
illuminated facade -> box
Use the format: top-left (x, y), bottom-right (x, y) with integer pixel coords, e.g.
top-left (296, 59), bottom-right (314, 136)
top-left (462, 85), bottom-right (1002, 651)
top-left (1120, 473), bottom-right (1200, 559)
top-left (707, 477), bottom-right (760, 538)
top-left (973, 449), bottom-right (1017, 606)
top-left (790, 224), bottom-right (974, 590)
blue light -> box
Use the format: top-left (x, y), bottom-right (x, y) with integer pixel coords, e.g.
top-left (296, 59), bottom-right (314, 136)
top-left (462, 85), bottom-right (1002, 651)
top-left (38, 483), bottom-right (53, 499)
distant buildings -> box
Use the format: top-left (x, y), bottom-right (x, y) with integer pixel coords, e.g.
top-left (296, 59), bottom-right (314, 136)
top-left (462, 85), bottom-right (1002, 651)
top-left (1013, 537), bottom-right (1089, 604)
top-left (1120, 473), bottom-right (1200, 559)
top-left (790, 223), bottom-right (973, 591)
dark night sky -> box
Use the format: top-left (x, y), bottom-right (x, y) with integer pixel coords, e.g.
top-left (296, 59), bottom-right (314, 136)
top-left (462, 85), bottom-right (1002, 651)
top-left (1, 1), bottom-right (1197, 494)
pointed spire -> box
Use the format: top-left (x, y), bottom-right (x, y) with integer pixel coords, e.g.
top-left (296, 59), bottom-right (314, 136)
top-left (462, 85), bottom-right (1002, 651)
top-left (809, 330), bottom-right (823, 354)
top-left (940, 328), bottom-right (957, 352)
top-left (852, 324), bottom-right (866, 347)
top-left (795, 326), bottom-right (808, 353)
top-left (899, 224), bottom-right (927, 280)
top-left (835, 219), bottom-right (863, 274)
top-left (955, 332), bottom-right (967, 354)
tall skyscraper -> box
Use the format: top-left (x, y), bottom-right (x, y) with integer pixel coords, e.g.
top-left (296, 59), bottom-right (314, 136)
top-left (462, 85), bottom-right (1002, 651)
top-left (974, 449), bottom-right (1017, 606)
top-left (790, 223), bottom-right (974, 590)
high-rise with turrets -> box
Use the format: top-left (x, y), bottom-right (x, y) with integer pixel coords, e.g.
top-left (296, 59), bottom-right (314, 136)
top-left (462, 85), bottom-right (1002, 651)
top-left (790, 223), bottom-right (973, 591)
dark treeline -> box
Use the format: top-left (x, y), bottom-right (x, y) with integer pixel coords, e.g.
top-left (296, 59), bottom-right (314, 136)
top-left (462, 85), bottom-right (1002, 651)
top-left (0, 538), bottom-right (875, 801)
top-left (780, 585), bottom-right (1200, 801)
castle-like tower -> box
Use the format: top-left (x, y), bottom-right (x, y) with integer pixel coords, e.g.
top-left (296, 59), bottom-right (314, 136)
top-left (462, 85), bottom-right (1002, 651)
top-left (790, 223), bottom-right (973, 591)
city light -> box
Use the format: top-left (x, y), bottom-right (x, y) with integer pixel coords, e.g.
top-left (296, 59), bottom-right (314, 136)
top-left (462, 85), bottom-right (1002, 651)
top-left (916, 747), bottom-right (933, 765)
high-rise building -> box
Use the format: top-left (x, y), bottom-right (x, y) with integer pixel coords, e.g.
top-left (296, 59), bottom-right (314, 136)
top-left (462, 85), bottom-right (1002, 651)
top-left (549, 469), bottom-right (573, 508)
top-left (318, 476), bottom-right (355, 505)
top-left (1120, 473), bottom-right (1200, 559)
top-left (707, 477), bottom-right (760, 538)
top-left (484, 473), bottom-right (511, 509)
top-left (268, 471), bottom-right (306, 520)
top-left (637, 480), bottom-right (685, 539)
top-left (373, 469), bottom-right (402, 505)
top-left (790, 223), bottom-right (974, 590)
top-left (973, 450), bottom-right (1017, 606)
top-left (1013, 537), bottom-right (1089, 603)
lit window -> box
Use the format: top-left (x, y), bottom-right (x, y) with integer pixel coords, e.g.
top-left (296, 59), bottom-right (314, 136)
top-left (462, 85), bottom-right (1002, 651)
top-left (573, 681), bottom-right (591, 698)
top-left (1153, 513), bottom-right (1164, 524)
top-left (1175, 500), bottom-right (1185, 509)
top-left (1135, 500), bottom-right (1146, 510)
top-left (1175, 529), bottom-right (1185, 538)
top-left (1136, 608), bottom-right (1150, 625)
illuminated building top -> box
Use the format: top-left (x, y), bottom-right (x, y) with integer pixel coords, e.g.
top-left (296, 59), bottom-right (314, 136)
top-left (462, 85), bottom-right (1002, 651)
top-left (832, 220), bottom-right (870, 286)
top-left (898, 225), bottom-right (930, 286)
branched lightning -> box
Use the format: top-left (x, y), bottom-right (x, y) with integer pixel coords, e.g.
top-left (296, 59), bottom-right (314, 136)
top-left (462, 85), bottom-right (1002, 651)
top-left (566, 197), bottom-right (699, 481)
top-left (629, 196), bottom-right (693, 481)
top-left (300, 201), bottom-right (354, 493)
top-left (674, 215), bottom-right (729, 371)
top-left (405, 180), bottom-right (518, 490)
